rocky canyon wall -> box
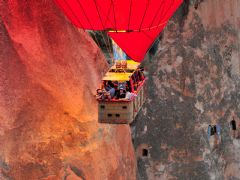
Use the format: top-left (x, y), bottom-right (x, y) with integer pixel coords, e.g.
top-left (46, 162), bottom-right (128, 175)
top-left (0, 1), bottom-right (136, 179)
top-left (134, 0), bottom-right (240, 179)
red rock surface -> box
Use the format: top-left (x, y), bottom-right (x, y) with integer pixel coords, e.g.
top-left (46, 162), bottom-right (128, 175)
top-left (0, 1), bottom-right (136, 179)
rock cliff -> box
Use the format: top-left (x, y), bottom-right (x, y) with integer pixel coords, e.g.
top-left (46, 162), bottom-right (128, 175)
top-left (0, 1), bottom-right (136, 179)
top-left (1, 0), bottom-right (240, 179)
top-left (134, 0), bottom-right (240, 179)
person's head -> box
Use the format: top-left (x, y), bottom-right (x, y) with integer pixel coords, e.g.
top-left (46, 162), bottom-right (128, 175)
top-left (108, 81), bottom-right (114, 87)
top-left (113, 81), bottom-right (118, 86)
top-left (97, 89), bottom-right (102, 94)
top-left (120, 88), bottom-right (124, 93)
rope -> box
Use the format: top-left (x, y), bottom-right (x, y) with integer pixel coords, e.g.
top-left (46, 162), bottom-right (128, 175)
top-left (139, 0), bottom-right (150, 31)
top-left (62, 0), bottom-right (84, 28)
top-left (111, 0), bottom-right (118, 32)
top-left (108, 37), bottom-right (115, 65)
top-left (61, 1), bottom-right (104, 52)
top-left (128, 0), bottom-right (133, 31)
top-left (149, 0), bottom-right (165, 30)
top-left (103, 2), bottom-right (114, 27)
top-left (82, 0), bottom-right (114, 64)
top-left (154, 0), bottom-right (169, 27)
top-left (105, 33), bottom-right (114, 63)
top-left (93, 0), bottom-right (105, 29)
top-left (142, 30), bottom-right (155, 42)
top-left (61, 0), bottom-right (175, 33)
top-left (156, 0), bottom-right (174, 26)
top-left (92, 32), bottom-right (101, 48)
top-left (76, 0), bottom-right (94, 29)
top-left (100, 31), bottom-right (114, 62)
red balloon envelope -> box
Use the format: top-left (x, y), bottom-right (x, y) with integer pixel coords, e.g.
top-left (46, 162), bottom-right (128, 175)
top-left (54, 0), bottom-right (183, 62)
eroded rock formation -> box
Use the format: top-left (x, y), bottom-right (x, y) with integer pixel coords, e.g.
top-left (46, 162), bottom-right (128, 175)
top-left (0, 1), bottom-right (136, 179)
top-left (1, 0), bottom-right (240, 179)
top-left (134, 0), bottom-right (240, 179)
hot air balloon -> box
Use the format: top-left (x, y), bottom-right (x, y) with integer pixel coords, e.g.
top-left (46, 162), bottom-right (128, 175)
top-left (54, 0), bottom-right (183, 124)
top-left (54, 0), bottom-right (183, 62)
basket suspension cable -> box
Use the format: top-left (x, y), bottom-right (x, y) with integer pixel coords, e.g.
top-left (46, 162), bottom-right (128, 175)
top-left (106, 31), bottom-right (113, 56)
top-left (93, 0), bottom-right (105, 29)
top-left (157, 0), bottom-right (174, 26)
top-left (63, 0), bottom-right (103, 49)
top-left (157, 0), bottom-right (170, 24)
top-left (96, 2), bottom-right (115, 28)
top-left (142, 30), bottom-right (154, 41)
top-left (128, 0), bottom-right (133, 31)
top-left (111, 39), bottom-right (119, 66)
top-left (103, 30), bottom-right (115, 65)
top-left (74, 0), bottom-right (102, 50)
top-left (76, 0), bottom-right (94, 29)
top-left (139, 0), bottom-right (150, 31)
top-left (111, 39), bottom-right (115, 66)
top-left (105, 32), bottom-right (115, 63)
top-left (93, 0), bottom-right (115, 64)
top-left (149, 0), bottom-right (165, 30)
top-left (100, 31), bottom-right (114, 63)
top-left (111, 0), bottom-right (118, 32)
top-left (92, 31), bottom-right (101, 49)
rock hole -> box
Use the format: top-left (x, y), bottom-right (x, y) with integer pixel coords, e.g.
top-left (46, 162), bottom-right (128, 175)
top-left (142, 149), bottom-right (148, 157)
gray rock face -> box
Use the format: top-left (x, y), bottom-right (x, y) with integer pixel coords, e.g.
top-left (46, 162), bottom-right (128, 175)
top-left (133, 0), bottom-right (240, 179)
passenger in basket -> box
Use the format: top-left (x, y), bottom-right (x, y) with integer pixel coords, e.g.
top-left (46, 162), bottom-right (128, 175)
top-left (116, 87), bottom-right (126, 99)
top-left (125, 87), bottom-right (137, 100)
top-left (96, 89), bottom-right (110, 101)
top-left (104, 81), bottom-right (115, 99)
top-left (96, 89), bottom-right (104, 100)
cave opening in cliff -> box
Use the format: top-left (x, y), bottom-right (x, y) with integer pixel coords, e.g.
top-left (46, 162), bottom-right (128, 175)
top-left (142, 148), bottom-right (148, 157)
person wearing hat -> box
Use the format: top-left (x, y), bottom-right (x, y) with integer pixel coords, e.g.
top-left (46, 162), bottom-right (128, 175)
top-left (118, 87), bottom-right (126, 99)
top-left (114, 82), bottom-right (126, 99)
